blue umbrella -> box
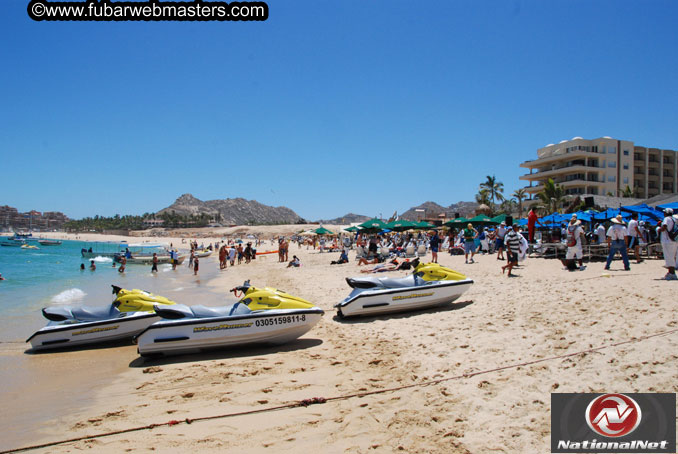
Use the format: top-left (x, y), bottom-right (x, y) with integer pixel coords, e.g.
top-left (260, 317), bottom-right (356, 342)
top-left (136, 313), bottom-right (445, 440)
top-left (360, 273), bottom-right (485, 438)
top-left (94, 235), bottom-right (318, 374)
top-left (621, 204), bottom-right (663, 221)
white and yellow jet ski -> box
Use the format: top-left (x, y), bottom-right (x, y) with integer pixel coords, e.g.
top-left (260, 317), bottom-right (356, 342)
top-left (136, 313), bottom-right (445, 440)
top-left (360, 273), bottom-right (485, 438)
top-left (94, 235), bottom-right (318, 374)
top-left (136, 281), bottom-right (323, 358)
top-left (336, 262), bottom-right (473, 317)
top-left (27, 286), bottom-right (175, 351)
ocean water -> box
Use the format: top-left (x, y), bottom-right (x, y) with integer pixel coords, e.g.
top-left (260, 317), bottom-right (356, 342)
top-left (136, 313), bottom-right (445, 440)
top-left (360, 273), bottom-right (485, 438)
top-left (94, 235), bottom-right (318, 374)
top-left (0, 239), bottom-right (223, 341)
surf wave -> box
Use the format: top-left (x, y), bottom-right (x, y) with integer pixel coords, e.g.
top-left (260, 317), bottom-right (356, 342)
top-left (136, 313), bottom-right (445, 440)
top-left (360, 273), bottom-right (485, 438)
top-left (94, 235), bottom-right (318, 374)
top-left (51, 288), bottom-right (87, 304)
top-left (91, 256), bottom-right (113, 263)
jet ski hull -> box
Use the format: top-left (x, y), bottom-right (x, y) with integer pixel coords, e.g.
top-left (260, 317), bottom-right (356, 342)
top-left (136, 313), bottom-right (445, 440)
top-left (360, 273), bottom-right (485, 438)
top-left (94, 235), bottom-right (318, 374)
top-left (136, 309), bottom-right (323, 357)
top-left (336, 279), bottom-right (473, 317)
top-left (27, 312), bottom-right (159, 351)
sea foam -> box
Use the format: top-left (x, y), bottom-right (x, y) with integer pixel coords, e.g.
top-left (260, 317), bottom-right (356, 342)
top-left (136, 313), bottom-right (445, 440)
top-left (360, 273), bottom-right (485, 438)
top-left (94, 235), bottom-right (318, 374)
top-left (91, 256), bottom-right (113, 263)
top-left (51, 288), bottom-right (87, 304)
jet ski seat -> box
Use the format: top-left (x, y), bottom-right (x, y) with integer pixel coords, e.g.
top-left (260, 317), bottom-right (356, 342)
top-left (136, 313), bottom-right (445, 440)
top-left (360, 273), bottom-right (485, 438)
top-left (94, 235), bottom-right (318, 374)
top-left (70, 305), bottom-right (120, 322)
top-left (154, 303), bottom-right (253, 320)
top-left (346, 275), bottom-right (420, 290)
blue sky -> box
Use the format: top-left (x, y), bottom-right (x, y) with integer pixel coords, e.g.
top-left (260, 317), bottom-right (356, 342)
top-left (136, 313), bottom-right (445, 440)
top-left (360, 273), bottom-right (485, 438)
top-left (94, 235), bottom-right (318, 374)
top-left (1, 0), bottom-right (677, 220)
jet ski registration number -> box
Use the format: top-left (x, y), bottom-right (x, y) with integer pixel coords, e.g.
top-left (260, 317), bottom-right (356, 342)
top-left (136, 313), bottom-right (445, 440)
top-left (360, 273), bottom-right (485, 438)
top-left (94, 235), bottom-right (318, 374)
top-left (255, 315), bottom-right (306, 327)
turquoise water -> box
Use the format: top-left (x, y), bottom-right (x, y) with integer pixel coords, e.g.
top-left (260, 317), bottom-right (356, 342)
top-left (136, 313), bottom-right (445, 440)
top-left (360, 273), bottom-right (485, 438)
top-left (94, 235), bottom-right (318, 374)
top-left (0, 239), bottom-right (222, 341)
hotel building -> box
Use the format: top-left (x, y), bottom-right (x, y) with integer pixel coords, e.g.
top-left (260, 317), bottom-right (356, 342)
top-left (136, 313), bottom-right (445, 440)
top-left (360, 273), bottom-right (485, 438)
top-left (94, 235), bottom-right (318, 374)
top-left (520, 137), bottom-right (678, 199)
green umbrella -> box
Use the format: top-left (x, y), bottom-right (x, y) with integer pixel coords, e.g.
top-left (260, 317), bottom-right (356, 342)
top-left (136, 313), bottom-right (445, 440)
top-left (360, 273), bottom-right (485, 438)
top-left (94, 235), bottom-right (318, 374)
top-left (490, 214), bottom-right (507, 224)
top-left (468, 214), bottom-right (497, 225)
top-left (385, 220), bottom-right (417, 232)
top-left (344, 226), bottom-right (360, 232)
top-left (443, 217), bottom-right (468, 227)
top-left (358, 218), bottom-right (388, 230)
top-left (313, 227), bottom-right (335, 235)
top-left (413, 221), bottom-right (435, 230)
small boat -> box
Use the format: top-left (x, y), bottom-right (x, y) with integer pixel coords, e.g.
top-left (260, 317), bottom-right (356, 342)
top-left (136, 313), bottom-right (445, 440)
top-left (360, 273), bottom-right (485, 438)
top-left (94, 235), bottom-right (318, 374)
top-left (193, 249), bottom-right (213, 258)
top-left (1, 240), bottom-right (24, 247)
top-left (81, 242), bottom-right (169, 259)
top-left (114, 253), bottom-right (186, 265)
top-left (27, 286), bottom-right (176, 351)
top-left (135, 281), bottom-right (324, 358)
top-left (38, 239), bottom-right (62, 246)
top-left (21, 244), bottom-right (39, 250)
top-left (335, 262), bottom-right (473, 318)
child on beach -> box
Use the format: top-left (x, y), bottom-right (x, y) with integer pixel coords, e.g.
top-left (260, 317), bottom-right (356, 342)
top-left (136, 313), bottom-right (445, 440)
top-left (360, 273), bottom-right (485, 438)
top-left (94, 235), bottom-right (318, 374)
top-left (118, 256), bottom-right (126, 273)
top-left (89, 260), bottom-right (96, 271)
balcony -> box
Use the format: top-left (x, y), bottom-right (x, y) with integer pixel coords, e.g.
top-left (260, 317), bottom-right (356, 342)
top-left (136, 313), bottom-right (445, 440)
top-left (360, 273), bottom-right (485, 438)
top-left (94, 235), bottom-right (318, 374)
top-left (522, 179), bottom-right (606, 194)
top-left (520, 164), bottom-right (604, 181)
top-left (520, 150), bottom-right (606, 168)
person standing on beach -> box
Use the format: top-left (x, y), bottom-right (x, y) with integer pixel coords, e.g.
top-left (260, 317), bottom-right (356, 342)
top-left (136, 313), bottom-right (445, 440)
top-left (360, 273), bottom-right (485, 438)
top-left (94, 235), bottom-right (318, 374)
top-left (151, 253), bottom-right (158, 273)
top-left (627, 213), bottom-right (643, 264)
top-left (429, 231), bottom-right (441, 263)
top-left (659, 208), bottom-right (678, 280)
top-left (193, 256), bottom-right (199, 276)
top-left (595, 223), bottom-right (606, 244)
top-left (495, 221), bottom-right (507, 260)
top-left (229, 245), bottom-right (236, 266)
top-left (527, 208), bottom-right (541, 243)
top-left (188, 250), bottom-right (195, 269)
top-left (502, 224), bottom-right (521, 276)
top-left (604, 215), bottom-right (630, 271)
top-left (463, 224), bottom-right (478, 264)
top-left (565, 215), bottom-right (586, 271)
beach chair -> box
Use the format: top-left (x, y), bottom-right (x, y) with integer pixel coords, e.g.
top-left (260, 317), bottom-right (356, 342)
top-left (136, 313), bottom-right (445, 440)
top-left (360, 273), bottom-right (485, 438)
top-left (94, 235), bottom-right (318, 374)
top-left (355, 245), bottom-right (367, 260)
top-left (416, 244), bottom-right (427, 257)
top-left (404, 245), bottom-right (416, 257)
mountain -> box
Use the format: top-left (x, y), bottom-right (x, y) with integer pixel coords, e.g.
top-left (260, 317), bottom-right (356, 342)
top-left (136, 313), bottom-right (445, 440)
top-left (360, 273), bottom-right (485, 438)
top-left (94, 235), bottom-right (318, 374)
top-left (316, 213), bottom-right (372, 224)
top-left (400, 201), bottom-right (478, 221)
top-left (158, 194), bottom-right (303, 225)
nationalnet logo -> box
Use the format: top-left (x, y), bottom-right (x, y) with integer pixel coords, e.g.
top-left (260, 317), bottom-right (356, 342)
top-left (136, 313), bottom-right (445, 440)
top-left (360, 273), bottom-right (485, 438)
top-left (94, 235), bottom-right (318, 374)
top-left (585, 394), bottom-right (641, 438)
top-left (551, 393), bottom-right (675, 453)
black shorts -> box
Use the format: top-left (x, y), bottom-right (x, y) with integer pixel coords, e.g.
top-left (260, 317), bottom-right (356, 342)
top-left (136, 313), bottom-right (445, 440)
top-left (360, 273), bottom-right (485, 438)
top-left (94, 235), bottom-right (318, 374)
top-left (507, 251), bottom-right (518, 264)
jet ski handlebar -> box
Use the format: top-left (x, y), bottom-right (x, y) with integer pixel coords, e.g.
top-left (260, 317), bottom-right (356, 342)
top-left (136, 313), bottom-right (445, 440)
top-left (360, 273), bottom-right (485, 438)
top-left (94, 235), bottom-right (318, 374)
top-left (229, 280), bottom-right (252, 298)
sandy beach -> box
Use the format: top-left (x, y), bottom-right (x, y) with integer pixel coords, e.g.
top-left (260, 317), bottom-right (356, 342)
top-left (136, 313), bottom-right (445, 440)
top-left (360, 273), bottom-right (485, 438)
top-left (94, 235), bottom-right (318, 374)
top-left (4, 230), bottom-right (678, 453)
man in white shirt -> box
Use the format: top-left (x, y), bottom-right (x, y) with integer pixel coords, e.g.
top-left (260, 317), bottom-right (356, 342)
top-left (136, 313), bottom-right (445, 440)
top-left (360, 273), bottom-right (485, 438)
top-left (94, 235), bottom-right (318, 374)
top-left (565, 215), bottom-right (586, 270)
top-left (595, 223), bottom-right (606, 244)
top-left (627, 212), bottom-right (643, 263)
top-left (659, 208), bottom-right (677, 280)
top-left (495, 221), bottom-right (507, 261)
top-left (604, 215), bottom-right (630, 271)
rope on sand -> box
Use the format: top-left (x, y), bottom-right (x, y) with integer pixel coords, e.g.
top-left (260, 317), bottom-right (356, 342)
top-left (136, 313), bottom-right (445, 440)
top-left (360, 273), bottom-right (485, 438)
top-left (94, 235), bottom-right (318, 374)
top-left (3, 327), bottom-right (677, 454)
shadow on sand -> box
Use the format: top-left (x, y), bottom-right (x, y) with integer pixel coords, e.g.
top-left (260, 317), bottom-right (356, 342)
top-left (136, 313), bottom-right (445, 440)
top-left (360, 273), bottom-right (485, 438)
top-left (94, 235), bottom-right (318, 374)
top-left (128, 337), bottom-right (323, 367)
top-left (333, 299), bottom-right (474, 324)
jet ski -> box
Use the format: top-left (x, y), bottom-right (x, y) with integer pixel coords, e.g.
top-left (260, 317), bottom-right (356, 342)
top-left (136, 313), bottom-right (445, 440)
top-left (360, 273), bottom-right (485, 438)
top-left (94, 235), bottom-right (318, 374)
top-left (135, 281), bottom-right (324, 358)
top-left (27, 286), bottom-right (176, 351)
top-left (335, 262), bottom-right (473, 318)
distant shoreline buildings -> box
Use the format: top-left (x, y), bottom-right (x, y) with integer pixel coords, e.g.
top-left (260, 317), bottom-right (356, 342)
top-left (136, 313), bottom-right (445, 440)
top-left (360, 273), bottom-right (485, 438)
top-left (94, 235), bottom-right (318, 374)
top-left (0, 205), bottom-right (69, 231)
top-left (520, 136), bottom-right (678, 199)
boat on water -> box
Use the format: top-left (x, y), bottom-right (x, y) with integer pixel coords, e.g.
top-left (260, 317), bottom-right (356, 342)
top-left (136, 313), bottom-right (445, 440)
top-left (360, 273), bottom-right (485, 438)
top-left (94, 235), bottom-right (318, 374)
top-left (193, 249), bottom-right (213, 258)
top-left (81, 242), bottom-right (169, 259)
top-left (38, 239), bottom-right (62, 246)
top-left (27, 286), bottom-right (176, 351)
top-left (114, 253), bottom-right (186, 265)
top-left (335, 262), bottom-right (474, 318)
top-left (1, 239), bottom-right (25, 247)
top-left (21, 244), bottom-right (39, 250)
top-left (135, 281), bottom-right (324, 358)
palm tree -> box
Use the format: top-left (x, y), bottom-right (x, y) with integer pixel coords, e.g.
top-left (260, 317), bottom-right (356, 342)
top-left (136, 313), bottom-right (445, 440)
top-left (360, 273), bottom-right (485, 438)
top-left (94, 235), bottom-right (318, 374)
top-left (479, 175), bottom-right (505, 210)
top-left (622, 185), bottom-right (634, 198)
top-left (500, 198), bottom-right (517, 215)
top-left (512, 188), bottom-right (527, 218)
top-left (535, 178), bottom-right (567, 214)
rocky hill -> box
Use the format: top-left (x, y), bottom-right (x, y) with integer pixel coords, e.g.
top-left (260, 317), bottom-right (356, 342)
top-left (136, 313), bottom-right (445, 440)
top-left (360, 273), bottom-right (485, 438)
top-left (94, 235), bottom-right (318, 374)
top-left (316, 213), bottom-right (371, 224)
top-left (158, 194), bottom-right (303, 225)
top-left (400, 201), bottom-right (478, 221)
